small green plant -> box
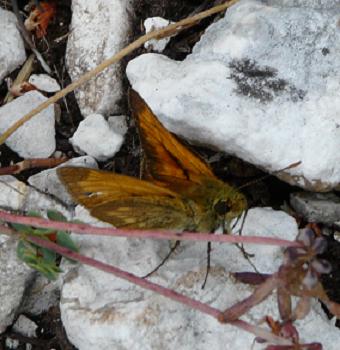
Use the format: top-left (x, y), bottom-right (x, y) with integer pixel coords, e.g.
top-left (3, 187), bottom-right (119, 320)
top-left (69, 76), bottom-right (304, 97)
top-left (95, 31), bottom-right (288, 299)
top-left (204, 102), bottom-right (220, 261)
top-left (13, 210), bottom-right (78, 280)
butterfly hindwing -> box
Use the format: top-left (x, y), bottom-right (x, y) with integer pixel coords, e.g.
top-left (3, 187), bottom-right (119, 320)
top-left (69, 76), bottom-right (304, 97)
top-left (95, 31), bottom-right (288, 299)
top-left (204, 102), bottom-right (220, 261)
top-left (129, 90), bottom-right (215, 185)
top-left (91, 197), bottom-right (196, 230)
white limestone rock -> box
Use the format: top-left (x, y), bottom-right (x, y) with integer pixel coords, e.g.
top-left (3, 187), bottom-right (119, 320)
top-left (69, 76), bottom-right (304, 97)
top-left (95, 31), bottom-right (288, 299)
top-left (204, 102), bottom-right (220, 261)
top-left (29, 74), bottom-right (61, 92)
top-left (5, 337), bottom-right (19, 349)
top-left (12, 315), bottom-right (37, 338)
top-left (0, 91), bottom-right (55, 158)
top-left (0, 177), bottom-right (31, 333)
top-left (290, 192), bottom-right (340, 224)
top-left (126, 0), bottom-right (340, 191)
top-left (20, 274), bottom-right (60, 316)
top-left (0, 175), bottom-right (28, 210)
top-left (60, 207), bottom-right (339, 349)
top-left (0, 174), bottom-right (70, 220)
top-left (70, 114), bottom-right (126, 161)
top-left (266, 0), bottom-right (340, 8)
top-left (0, 235), bottom-right (34, 333)
top-left (28, 156), bottom-right (98, 205)
top-left (66, 0), bottom-right (134, 117)
top-left (0, 8), bottom-right (26, 83)
top-left (108, 115), bottom-right (128, 136)
top-left (144, 17), bottom-right (173, 52)
top-left (0, 174), bottom-right (70, 332)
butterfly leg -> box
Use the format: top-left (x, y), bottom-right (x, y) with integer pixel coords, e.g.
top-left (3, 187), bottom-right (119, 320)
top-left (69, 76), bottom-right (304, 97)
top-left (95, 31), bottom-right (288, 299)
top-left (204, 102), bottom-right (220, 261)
top-left (235, 209), bottom-right (255, 259)
top-left (201, 241), bottom-right (211, 289)
top-left (142, 240), bottom-right (180, 279)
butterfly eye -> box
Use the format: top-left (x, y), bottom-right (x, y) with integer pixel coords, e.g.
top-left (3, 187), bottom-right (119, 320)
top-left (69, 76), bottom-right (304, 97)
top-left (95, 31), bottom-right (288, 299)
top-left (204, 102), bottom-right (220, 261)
top-left (214, 200), bottom-right (231, 215)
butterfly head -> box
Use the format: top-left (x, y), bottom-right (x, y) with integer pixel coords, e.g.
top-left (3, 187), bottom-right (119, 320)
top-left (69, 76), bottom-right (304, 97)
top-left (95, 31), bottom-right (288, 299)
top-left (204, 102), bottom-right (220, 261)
top-left (213, 187), bottom-right (247, 230)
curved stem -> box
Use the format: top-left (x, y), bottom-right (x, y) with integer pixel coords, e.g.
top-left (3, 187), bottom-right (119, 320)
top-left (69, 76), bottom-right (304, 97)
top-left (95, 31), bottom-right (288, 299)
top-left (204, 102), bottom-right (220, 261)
top-left (0, 210), bottom-right (301, 248)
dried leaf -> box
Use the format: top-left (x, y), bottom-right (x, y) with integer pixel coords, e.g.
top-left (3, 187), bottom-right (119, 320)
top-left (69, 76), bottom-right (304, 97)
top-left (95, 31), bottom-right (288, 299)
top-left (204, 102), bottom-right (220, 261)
top-left (9, 82), bottom-right (37, 97)
top-left (24, 2), bottom-right (56, 38)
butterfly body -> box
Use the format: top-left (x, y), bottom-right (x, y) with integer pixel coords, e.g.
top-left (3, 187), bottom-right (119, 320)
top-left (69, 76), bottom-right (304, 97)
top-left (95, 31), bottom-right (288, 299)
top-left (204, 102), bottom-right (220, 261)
top-left (58, 91), bottom-right (247, 232)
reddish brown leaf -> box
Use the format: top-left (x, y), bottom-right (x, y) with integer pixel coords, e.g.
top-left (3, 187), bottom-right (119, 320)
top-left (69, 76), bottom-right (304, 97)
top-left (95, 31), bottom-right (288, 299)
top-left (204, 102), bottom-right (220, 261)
top-left (9, 82), bottom-right (37, 97)
top-left (25, 2), bottom-right (56, 38)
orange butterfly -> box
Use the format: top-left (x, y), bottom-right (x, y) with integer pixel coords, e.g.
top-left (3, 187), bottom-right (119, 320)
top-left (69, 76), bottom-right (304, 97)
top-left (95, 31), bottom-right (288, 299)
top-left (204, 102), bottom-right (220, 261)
top-left (57, 90), bottom-right (247, 232)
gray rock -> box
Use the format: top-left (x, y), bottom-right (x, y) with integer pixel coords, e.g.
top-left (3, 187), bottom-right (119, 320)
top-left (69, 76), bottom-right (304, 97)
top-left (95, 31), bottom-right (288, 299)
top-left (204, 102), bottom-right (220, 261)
top-left (66, 0), bottom-right (134, 117)
top-left (290, 192), bottom-right (340, 224)
top-left (28, 156), bottom-right (98, 205)
top-left (70, 114), bottom-right (126, 161)
top-left (20, 274), bottom-right (60, 316)
top-left (0, 173), bottom-right (71, 332)
top-left (12, 315), bottom-right (37, 338)
top-left (5, 337), bottom-right (19, 349)
top-left (144, 17), bottom-right (173, 52)
top-left (28, 74), bottom-right (61, 93)
top-left (265, 0), bottom-right (340, 8)
top-left (60, 208), bottom-right (336, 349)
top-left (126, 0), bottom-right (340, 191)
top-left (0, 8), bottom-right (26, 83)
top-left (0, 91), bottom-right (55, 158)
top-left (0, 173), bottom-right (70, 218)
top-left (0, 236), bottom-right (34, 333)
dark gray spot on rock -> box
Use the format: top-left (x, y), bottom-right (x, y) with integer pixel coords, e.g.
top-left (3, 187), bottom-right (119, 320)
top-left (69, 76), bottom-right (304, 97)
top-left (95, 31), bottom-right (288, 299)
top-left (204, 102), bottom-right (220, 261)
top-left (229, 58), bottom-right (305, 103)
top-left (322, 47), bottom-right (330, 56)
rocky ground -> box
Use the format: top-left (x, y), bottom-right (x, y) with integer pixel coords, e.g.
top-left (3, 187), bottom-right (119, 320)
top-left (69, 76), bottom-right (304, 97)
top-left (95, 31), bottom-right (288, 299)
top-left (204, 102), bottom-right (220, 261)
top-left (0, 0), bottom-right (340, 349)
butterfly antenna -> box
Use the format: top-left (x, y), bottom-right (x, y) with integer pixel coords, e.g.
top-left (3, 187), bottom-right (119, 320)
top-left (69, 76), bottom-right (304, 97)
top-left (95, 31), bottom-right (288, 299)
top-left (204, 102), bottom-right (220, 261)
top-left (237, 161), bottom-right (301, 191)
top-left (142, 240), bottom-right (180, 279)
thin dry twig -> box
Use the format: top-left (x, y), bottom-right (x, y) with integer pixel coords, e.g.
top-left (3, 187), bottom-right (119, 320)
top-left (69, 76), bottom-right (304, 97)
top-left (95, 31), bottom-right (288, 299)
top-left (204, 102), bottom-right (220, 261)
top-left (4, 54), bottom-right (35, 104)
top-left (0, 157), bottom-right (67, 175)
top-left (0, 0), bottom-right (239, 145)
top-left (0, 210), bottom-right (302, 248)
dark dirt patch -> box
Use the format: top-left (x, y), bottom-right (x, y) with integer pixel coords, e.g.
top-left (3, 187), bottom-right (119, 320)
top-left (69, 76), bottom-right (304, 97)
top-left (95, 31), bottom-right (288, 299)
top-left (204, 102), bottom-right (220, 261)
top-left (0, 307), bottom-right (76, 350)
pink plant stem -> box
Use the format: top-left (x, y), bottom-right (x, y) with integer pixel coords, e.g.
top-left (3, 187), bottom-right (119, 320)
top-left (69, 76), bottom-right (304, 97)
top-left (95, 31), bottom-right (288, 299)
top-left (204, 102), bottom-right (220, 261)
top-left (27, 233), bottom-right (223, 319)
top-left (25, 233), bottom-right (291, 346)
top-left (0, 210), bottom-right (301, 248)
top-left (220, 273), bottom-right (280, 322)
top-left (234, 320), bottom-right (292, 346)
top-left (0, 224), bottom-right (292, 346)
top-left (0, 157), bottom-right (67, 175)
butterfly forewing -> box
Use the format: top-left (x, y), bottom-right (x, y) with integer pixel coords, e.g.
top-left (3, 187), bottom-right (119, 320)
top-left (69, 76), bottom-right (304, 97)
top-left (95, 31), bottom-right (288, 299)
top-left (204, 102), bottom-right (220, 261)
top-left (129, 90), bottom-right (215, 185)
top-left (58, 167), bottom-right (180, 205)
top-left (58, 167), bottom-right (197, 229)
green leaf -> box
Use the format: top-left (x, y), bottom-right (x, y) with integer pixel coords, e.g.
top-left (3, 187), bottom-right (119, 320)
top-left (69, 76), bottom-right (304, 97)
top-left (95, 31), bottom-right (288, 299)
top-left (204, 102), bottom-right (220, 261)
top-left (70, 219), bottom-right (84, 224)
top-left (41, 247), bottom-right (56, 264)
top-left (26, 210), bottom-right (42, 218)
top-left (11, 223), bottom-right (34, 234)
top-left (34, 262), bottom-right (62, 280)
top-left (17, 240), bottom-right (62, 280)
top-left (17, 240), bottom-right (36, 260)
top-left (57, 231), bottom-right (78, 252)
top-left (33, 227), bottom-right (56, 235)
top-left (47, 210), bottom-right (67, 222)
